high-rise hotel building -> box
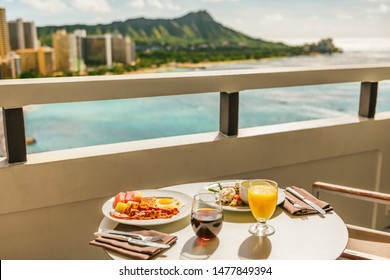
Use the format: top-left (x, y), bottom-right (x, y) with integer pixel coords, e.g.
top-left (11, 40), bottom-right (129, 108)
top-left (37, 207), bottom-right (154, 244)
top-left (112, 35), bottom-right (135, 65)
top-left (16, 47), bottom-right (54, 76)
top-left (52, 29), bottom-right (78, 72)
top-left (1, 8), bottom-right (41, 78)
top-left (0, 7), bottom-right (15, 79)
top-left (83, 34), bottom-right (113, 68)
top-left (8, 18), bottom-right (39, 50)
top-left (52, 29), bottom-right (86, 73)
top-left (82, 34), bottom-right (135, 68)
top-left (0, 7), bottom-right (10, 58)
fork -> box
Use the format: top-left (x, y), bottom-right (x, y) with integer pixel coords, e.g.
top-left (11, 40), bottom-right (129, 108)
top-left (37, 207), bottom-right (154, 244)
top-left (101, 229), bottom-right (164, 242)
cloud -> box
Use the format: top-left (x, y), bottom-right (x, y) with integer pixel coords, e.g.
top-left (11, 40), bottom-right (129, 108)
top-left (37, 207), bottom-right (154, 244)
top-left (309, 15), bottom-right (320, 20)
top-left (129, 0), bottom-right (146, 9)
top-left (19, 0), bottom-right (68, 13)
top-left (18, 0), bottom-right (111, 14)
top-left (263, 13), bottom-right (283, 21)
top-left (337, 14), bottom-right (354, 20)
top-left (147, 0), bottom-right (164, 9)
top-left (379, 3), bottom-right (390, 12)
top-left (367, 3), bottom-right (390, 13)
top-left (70, 0), bottom-right (111, 13)
top-left (201, 0), bottom-right (239, 2)
top-left (128, 0), bottom-right (180, 10)
top-left (258, 13), bottom-right (283, 26)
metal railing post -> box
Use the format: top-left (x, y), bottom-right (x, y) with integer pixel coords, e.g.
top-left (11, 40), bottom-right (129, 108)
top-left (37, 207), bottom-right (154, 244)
top-left (359, 82), bottom-right (378, 118)
top-left (220, 91), bottom-right (239, 136)
top-left (2, 108), bottom-right (27, 164)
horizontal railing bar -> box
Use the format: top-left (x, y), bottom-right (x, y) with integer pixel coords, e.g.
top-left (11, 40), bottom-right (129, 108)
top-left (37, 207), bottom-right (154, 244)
top-left (0, 64), bottom-right (389, 108)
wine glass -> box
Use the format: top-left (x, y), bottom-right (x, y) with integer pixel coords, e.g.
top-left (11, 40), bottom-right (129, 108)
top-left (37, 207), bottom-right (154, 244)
top-left (191, 193), bottom-right (223, 240)
top-left (248, 180), bottom-right (278, 236)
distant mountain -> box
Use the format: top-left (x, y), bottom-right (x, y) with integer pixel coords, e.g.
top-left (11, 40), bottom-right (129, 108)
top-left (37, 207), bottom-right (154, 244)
top-left (37, 10), bottom-right (290, 50)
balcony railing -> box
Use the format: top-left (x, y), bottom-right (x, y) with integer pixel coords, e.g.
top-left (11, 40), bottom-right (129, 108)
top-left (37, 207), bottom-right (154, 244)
top-left (1, 64), bottom-right (390, 164)
top-left (1, 64), bottom-right (390, 259)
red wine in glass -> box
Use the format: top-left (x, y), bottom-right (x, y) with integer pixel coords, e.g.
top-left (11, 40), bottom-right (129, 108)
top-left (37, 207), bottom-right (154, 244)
top-left (191, 208), bottom-right (223, 240)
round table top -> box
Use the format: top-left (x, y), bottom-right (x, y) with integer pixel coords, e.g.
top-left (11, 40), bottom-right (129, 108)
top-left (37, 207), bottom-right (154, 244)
top-left (99, 182), bottom-right (348, 260)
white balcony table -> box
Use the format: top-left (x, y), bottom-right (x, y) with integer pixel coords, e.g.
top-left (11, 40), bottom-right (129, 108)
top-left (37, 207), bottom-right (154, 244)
top-left (98, 182), bottom-right (348, 260)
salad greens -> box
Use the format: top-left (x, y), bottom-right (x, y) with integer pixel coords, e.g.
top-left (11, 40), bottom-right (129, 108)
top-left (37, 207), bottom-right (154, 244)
top-left (208, 182), bottom-right (223, 193)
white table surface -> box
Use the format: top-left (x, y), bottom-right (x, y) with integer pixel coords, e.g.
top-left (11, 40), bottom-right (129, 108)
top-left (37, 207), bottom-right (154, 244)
top-left (99, 182), bottom-right (348, 260)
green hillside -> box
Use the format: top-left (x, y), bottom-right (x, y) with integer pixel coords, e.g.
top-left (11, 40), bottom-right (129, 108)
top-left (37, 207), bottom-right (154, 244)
top-left (35, 10), bottom-right (313, 70)
top-left (37, 10), bottom-right (291, 50)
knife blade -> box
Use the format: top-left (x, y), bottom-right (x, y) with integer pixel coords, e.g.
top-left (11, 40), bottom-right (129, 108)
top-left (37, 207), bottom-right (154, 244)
top-left (126, 238), bottom-right (170, 249)
top-left (94, 232), bottom-right (170, 249)
top-left (285, 187), bottom-right (326, 215)
top-left (101, 229), bottom-right (163, 241)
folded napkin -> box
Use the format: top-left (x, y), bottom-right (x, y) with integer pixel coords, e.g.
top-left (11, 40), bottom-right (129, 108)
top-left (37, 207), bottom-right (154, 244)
top-left (89, 224), bottom-right (177, 260)
top-left (282, 186), bottom-right (333, 215)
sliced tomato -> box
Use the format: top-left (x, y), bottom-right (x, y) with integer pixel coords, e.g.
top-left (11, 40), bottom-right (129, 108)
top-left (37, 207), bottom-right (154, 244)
top-left (125, 191), bottom-right (135, 202)
top-left (113, 192), bottom-right (126, 208)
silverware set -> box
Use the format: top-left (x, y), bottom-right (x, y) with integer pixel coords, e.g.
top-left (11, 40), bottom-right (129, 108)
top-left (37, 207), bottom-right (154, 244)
top-left (285, 187), bottom-right (326, 215)
top-left (100, 229), bottom-right (164, 241)
top-left (94, 229), bottom-right (170, 249)
top-left (284, 195), bottom-right (306, 210)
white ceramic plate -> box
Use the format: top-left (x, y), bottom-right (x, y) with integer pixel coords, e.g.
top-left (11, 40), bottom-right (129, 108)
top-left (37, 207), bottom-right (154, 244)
top-left (205, 180), bottom-right (285, 212)
top-left (102, 189), bottom-right (192, 226)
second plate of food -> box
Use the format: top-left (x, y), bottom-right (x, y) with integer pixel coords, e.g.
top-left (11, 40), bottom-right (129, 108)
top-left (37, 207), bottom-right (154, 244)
top-left (204, 180), bottom-right (285, 212)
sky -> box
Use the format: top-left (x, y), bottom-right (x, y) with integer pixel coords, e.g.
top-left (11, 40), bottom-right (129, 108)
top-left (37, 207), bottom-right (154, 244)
top-left (1, 0), bottom-right (389, 42)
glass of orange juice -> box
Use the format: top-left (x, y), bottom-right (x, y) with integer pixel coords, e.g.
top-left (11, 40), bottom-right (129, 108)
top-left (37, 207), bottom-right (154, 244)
top-left (248, 180), bottom-right (278, 236)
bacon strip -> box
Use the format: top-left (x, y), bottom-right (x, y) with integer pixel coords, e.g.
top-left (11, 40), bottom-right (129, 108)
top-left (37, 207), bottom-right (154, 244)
top-left (110, 204), bottom-right (180, 220)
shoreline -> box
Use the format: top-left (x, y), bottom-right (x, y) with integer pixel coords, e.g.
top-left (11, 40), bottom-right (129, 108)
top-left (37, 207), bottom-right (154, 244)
top-left (127, 58), bottom-right (269, 74)
top-left (127, 51), bottom-right (347, 75)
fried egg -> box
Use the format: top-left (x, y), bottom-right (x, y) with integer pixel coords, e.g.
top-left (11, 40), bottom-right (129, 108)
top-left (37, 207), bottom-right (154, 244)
top-left (155, 197), bottom-right (183, 209)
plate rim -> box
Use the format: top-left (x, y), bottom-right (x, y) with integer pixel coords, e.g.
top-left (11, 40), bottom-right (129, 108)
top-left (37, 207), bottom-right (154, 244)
top-left (102, 189), bottom-right (192, 226)
top-left (205, 180), bottom-right (285, 211)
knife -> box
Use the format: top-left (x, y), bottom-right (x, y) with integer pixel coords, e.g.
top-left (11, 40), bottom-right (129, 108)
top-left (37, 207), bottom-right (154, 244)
top-left (285, 187), bottom-right (326, 215)
top-left (101, 229), bottom-right (164, 241)
top-left (94, 232), bottom-right (170, 249)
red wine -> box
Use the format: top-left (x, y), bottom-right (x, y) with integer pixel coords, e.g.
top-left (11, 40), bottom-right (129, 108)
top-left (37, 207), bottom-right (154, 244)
top-left (191, 208), bottom-right (223, 240)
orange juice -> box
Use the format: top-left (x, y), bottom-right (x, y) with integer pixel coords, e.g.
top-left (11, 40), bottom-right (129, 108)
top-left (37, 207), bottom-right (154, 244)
top-left (248, 184), bottom-right (278, 220)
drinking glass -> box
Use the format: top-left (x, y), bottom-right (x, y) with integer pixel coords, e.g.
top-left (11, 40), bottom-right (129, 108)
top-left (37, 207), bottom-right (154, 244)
top-left (248, 180), bottom-right (278, 236)
top-left (191, 193), bottom-right (223, 240)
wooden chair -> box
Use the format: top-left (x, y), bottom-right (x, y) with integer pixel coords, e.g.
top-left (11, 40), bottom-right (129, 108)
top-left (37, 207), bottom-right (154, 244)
top-left (312, 181), bottom-right (390, 260)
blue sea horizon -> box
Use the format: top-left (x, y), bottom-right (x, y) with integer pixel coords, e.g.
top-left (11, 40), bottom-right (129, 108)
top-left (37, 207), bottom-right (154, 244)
top-left (25, 38), bottom-right (390, 153)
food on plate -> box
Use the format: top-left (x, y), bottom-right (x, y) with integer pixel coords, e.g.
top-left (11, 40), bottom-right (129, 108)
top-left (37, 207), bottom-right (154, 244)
top-left (113, 191), bottom-right (142, 208)
top-left (110, 191), bottom-right (184, 220)
top-left (208, 182), bottom-right (245, 207)
top-left (229, 194), bottom-right (243, 207)
top-left (140, 197), bottom-right (157, 207)
top-left (114, 202), bottom-right (128, 213)
top-left (219, 187), bottom-right (236, 204)
top-left (156, 197), bottom-right (184, 209)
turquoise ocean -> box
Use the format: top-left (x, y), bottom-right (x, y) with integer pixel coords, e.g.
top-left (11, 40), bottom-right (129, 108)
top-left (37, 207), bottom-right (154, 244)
top-left (25, 38), bottom-right (390, 153)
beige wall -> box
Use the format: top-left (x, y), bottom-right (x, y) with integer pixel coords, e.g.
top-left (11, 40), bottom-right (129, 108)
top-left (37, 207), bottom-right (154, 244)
top-left (0, 113), bottom-right (389, 259)
top-left (1, 66), bottom-right (389, 259)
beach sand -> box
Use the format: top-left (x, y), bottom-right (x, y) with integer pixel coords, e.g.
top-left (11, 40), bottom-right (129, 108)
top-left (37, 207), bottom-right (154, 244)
top-left (126, 59), bottom-right (260, 74)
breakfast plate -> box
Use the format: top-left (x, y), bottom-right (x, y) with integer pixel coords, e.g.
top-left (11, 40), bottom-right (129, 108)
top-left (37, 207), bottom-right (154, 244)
top-left (102, 189), bottom-right (192, 226)
top-left (205, 180), bottom-right (286, 212)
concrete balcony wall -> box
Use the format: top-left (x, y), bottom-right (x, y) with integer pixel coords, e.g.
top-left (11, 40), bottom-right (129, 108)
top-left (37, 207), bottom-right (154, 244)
top-left (0, 65), bottom-right (389, 259)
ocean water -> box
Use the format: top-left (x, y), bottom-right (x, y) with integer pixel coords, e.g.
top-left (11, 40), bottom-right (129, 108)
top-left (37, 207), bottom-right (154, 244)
top-left (24, 38), bottom-right (390, 153)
